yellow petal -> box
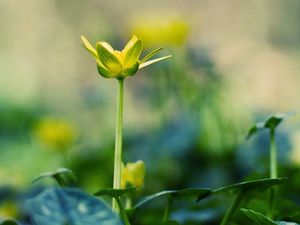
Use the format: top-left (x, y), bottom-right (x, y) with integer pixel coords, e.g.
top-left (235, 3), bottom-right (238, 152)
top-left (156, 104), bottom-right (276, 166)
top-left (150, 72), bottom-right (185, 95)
top-left (123, 35), bottom-right (139, 53)
top-left (97, 63), bottom-right (116, 78)
top-left (96, 42), bottom-right (122, 75)
top-left (139, 55), bottom-right (172, 69)
top-left (80, 35), bottom-right (98, 59)
top-left (140, 47), bottom-right (164, 63)
top-left (123, 39), bottom-right (143, 69)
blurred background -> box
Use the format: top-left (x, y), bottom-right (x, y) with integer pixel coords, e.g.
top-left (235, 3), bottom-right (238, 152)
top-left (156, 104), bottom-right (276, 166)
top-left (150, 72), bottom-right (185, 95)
top-left (1, 0), bottom-right (300, 224)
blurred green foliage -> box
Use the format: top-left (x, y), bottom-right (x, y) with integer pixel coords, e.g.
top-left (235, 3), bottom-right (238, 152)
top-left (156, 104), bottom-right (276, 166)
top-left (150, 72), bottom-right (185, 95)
top-left (1, 0), bottom-right (300, 224)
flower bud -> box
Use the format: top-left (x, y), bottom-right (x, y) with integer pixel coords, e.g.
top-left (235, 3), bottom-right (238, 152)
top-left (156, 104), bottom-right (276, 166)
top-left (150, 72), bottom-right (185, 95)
top-left (121, 160), bottom-right (146, 189)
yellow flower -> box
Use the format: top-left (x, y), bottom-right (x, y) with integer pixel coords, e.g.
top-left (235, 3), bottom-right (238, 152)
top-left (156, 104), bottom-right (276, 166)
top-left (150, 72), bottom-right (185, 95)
top-left (121, 160), bottom-right (146, 189)
top-left (34, 118), bottom-right (76, 152)
top-left (0, 201), bottom-right (17, 219)
top-left (81, 35), bottom-right (171, 79)
top-left (130, 17), bottom-right (189, 48)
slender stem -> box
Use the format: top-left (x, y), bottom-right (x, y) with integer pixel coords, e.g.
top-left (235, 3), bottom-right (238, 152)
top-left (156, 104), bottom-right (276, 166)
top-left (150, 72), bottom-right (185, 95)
top-left (220, 192), bottom-right (243, 225)
top-left (112, 78), bottom-right (124, 212)
top-left (268, 187), bottom-right (276, 219)
top-left (115, 197), bottom-right (131, 225)
top-left (270, 129), bottom-right (277, 179)
top-left (125, 196), bottom-right (132, 209)
top-left (268, 129), bottom-right (277, 219)
top-left (162, 195), bottom-right (174, 222)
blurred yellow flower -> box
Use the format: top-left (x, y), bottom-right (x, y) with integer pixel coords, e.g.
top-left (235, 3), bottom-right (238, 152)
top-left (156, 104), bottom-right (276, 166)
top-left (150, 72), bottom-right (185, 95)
top-left (130, 17), bottom-right (189, 48)
top-left (81, 35), bottom-right (171, 79)
top-left (34, 118), bottom-right (76, 152)
top-left (121, 160), bottom-right (146, 189)
top-left (0, 201), bottom-right (17, 219)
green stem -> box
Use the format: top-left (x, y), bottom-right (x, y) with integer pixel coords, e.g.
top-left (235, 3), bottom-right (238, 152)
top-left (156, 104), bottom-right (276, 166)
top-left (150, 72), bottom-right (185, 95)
top-left (268, 129), bottom-right (277, 219)
top-left (270, 129), bottom-right (277, 179)
top-left (112, 78), bottom-right (124, 212)
top-left (115, 197), bottom-right (131, 225)
top-left (220, 192), bottom-right (243, 225)
top-left (162, 195), bottom-right (174, 222)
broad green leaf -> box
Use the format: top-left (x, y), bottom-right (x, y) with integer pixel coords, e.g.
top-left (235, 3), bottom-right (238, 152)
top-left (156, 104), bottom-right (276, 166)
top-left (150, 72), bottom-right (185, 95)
top-left (25, 188), bottom-right (122, 225)
top-left (80, 35), bottom-right (98, 58)
top-left (246, 112), bottom-right (295, 139)
top-left (139, 55), bottom-right (172, 69)
top-left (0, 220), bottom-right (19, 225)
top-left (140, 47), bottom-right (164, 63)
top-left (213, 178), bottom-right (286, 194)
top-left (196, 178), bottom-right (286, 201)
top-left (241, 208), bottom-right (277, 225)
top-left (123, 39), bottom-right (142, 69)
top-left (96, 42), bottom-right (122, 75)
top-left (31, 168), bottom-right (76, 187)
top-left (94, 187), bottom-right (137, 198)
top-left (134, 188), bottom-right (211, 210)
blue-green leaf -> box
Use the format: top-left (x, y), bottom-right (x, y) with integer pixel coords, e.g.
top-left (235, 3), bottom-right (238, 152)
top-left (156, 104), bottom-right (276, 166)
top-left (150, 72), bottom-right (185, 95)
top-left (25, 188), bottom-right (122, 225)
top-left (277, 222), bottom-right (299, 225)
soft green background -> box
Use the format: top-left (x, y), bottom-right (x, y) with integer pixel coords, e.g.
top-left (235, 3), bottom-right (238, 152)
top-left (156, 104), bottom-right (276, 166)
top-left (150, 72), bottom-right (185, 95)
top-left (1, 1), bottom-right (300, 224)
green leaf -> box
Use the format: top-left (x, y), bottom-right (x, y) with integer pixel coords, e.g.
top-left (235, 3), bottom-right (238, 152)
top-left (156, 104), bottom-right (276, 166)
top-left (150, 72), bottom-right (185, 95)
top-left (133, 188), bottom-right (211, 210)
top-left (94, 187), bottom-right (137, 198)
top-left (241, 208), bottom-right (277, 225)
top-left (196, 178), bottom-right (287, 201)
top-left (246, 122), bottom-right (265, 140)
top-left (123, 39), bottom-right (143, 69)
top-left (264, 112), bottom-right (294, 129)
top-left (139, 55), bottom-right (172, 69)
top-left (31, 168), bottom-right (76, 187)
top-left (246, 112), bottom-right (295, 139)
top-left (96, 42), bottom-right (122, 75)
top-left (214, 178), bottom-right (286, 194)
top-left (25, 188), bottom-right (122, 225)
top-left (0, 220), bottom-right (19, 225)
top-left (140, 47), bottom-right (164, 63)
top-left (277, 222), bottom-right (299, 225)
